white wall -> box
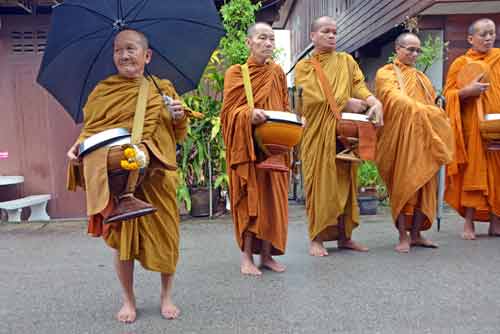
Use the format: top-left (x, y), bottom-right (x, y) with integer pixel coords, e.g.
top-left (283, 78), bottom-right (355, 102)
top-left (274, 29), bottom-right (293, 87)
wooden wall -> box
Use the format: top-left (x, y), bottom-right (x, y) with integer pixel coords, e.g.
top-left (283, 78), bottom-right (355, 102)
top-left (442, 13), bottom-right (500, 72)
top-left (280, 0), bottom-right (431, 62)
top-left (0, 15), bottom-right (85, 218)
top-left (280, 0), bottom-right (500, 64)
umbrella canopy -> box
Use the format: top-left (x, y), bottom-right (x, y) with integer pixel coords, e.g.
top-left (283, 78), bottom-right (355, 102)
top-left (37, 0), bottom-right (225, 123)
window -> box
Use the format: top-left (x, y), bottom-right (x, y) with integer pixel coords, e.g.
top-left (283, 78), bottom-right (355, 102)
top-left (10, 29), bottom-right (47, 55)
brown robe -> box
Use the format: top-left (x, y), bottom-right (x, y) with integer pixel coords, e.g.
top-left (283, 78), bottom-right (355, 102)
top-left (221, 57), bottom-right (289, 255)
top-left (295, 51), bottom-right (372, 241)
top-left (67, 75), bottom-right (187, 273)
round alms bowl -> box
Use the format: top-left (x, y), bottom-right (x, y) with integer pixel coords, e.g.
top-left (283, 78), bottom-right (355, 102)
top-left (254, 111), bottom-right (303, 152)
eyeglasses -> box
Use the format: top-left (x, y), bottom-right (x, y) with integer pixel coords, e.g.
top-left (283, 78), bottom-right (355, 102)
top-left (399, 45), bottom-right (422, 54)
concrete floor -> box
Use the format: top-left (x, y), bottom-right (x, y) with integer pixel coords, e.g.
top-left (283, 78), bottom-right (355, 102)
top-left (1, 204), bottom-right (499, 334)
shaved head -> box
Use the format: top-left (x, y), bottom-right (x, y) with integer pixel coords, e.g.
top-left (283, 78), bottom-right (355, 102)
top-left (311, 16), bottom-right (336, 33)
top-left (115, 29), bottom-right (149, 50)
top-left (468, 18), bottom-right (496, 36)
top-left (247, 22), bottom-right (273, 38)
top-left (395, 32), bottom-right (420, 47)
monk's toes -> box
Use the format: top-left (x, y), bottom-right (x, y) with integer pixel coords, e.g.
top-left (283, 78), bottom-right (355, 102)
top-left (117, 310), bottom-right (136, 323)
top-left (241, 265), bottom-right (262, 276)
top-left (262, 260), bottom-right (286, 272)
top-left (461, 232), bottom-right (476, 240)
top-left (162, 306), bottom-right (180, 320)
top-left (395, 243), bottom-right (410, 253)
top-left (309, 248), bottom-right (328, 257)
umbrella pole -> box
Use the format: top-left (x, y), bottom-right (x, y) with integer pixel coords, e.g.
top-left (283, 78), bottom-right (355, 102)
top-left (145, 68), bottom-right (165, 96)
top-left (208, 142), bottom-right (213, 219)
top-left (435, 95), bottom-right (446, 232)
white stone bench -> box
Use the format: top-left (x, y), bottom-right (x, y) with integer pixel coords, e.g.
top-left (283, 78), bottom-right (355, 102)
top-left (0, 194), bottom-right (51, 222)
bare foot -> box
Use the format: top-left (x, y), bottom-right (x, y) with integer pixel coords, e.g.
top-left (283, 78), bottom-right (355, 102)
top-left (338, 239), bottom-right (369, 252)
top-left (116, 299), bottom-right (136, 323)
top-left (488, 219), bottom-right (500, 236)
top-left (240, 255), bottom-right (262, 276)
top-left (395, 238), bottom-right (410, 253)
top-left (161, 295), bottom-right (180, 320)
top-left (309, 240), bottom-right (328, 257)
top-left (261, 256), bottom-right (286, 273)
top-left (411, 237), bottom-right (438, 248)
top-left (462, 221), bottom-right (476, 240)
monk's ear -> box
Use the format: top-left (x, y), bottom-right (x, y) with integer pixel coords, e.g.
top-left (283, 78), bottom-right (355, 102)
top-left (245, 37), bottom-right (252, 48)
top-left (310, 31), bottom-right (316, 42)
top-left (467, 35), bottom-right (474, 46)
top-left (144, 48), bottom-right (152, 64)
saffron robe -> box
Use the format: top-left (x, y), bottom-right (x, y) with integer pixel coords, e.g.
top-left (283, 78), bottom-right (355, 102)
top-left (444, 48), bottom-right (500, 221)
top-left (375, 60), bottom-right (453, 230)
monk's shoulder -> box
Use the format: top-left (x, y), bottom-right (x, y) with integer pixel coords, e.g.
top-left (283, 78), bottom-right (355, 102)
top-left (375, 63), bottom-right (394, 77)
top-left (225, 64), bottom-right (243, 80)
top-left (295, 58), bottom-right (312, 77)
top-left (447, 55), bottom-right (469, 73)
top-left (85, 75), bottom-right (118, 104)
top-left (270, 62), bottom-right (286, 77)
top-left (336, 52), bottom-right (357, 65)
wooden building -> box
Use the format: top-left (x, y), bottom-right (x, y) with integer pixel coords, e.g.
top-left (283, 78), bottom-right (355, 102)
top-left (0, 2), bottom-right (84, 218)
top-left (0, 0), bottom-right (286, 219)
top-left (275, 0), bottom-right (500, 86)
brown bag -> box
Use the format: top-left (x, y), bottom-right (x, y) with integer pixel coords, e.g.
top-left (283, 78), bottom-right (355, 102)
top-left (310, 57), bottom-right (376, 161)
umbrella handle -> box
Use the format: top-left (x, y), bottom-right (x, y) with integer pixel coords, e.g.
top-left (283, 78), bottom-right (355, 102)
top-left (144, 67), bottom-right (175, 110)
top-left (145, 67), bottom-right (165, 96)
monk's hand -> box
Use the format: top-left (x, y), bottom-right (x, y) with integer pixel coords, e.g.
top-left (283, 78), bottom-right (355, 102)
top-left (345, 98), bottom-right (368, 114)
top-left (168, 99), bottom-right (185, 121)
top-left (67, 142), bottom-right (80, 161)
top-left (461, 79), bottom-right (490, 98)
top-left (252, 108), bottom-right (268, 125)
top-left (366, 97), bottom-right (384, 127)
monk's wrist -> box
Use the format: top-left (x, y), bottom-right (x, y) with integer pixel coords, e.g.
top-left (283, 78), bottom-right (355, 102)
top-left (172, 114), bottom-right (187, 124)
top-left (458, 87), bottom-right (472, 99)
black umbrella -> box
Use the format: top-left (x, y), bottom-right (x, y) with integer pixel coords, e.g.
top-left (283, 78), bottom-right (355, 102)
top-left (37, 0), bottom-right (225, 123)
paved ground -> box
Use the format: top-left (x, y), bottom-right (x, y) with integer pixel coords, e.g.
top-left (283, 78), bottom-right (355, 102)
top-left (1, 204), bottom-right (500, 334)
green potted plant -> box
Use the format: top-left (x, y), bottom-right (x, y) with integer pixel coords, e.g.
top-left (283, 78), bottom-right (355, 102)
top-left (177, 51), bottom-right (228, 217)
top-left (357, 161), bottom-right (383, 215)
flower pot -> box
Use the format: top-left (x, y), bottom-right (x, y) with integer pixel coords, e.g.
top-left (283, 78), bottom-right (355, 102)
top-left (190, 187), bottom-right (220, 217)
top-left (358, 194), bottom-right (378, 215)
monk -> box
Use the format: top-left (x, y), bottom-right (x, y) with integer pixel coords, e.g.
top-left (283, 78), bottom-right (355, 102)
top-left (294, 16), bottom-right (383, 257)
top-left (221, 22), bottom-right (290, 276)
top-left (375, 33), bottom-right (454, 253)
top-left (444, 18), bottom-right (500, 240)
top-left (66, 29), bottom-right (187, 322)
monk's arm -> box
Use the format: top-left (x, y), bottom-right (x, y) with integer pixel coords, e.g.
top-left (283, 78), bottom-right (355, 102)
top-left (350, 56), bottom-right (373, 101)
top-left (279, 68), bottom-right (290, 112)
top-left (350, 58), bottom-right (383, 124)
top-left (375, 69), bottom-right (431, 115)
top-left (160, 79), bottom-right (189, 141)
top-left (443, 57), bottom-right (483, 100)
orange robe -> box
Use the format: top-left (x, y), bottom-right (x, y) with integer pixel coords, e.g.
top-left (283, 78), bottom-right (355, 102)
top-left (444, 48), bottom-right (500, 221)
top-left (67, 75), bottom-right (187, 273)
top-left (375, 60), bottom-right (454, 230)
top-left (295, 51), bottom-right (372, 241)
top-left (221, 57), bottom-right (289, 255)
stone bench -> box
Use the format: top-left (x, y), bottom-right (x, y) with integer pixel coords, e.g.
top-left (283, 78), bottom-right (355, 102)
top-left (0, 194), bottom-right (51, 222)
